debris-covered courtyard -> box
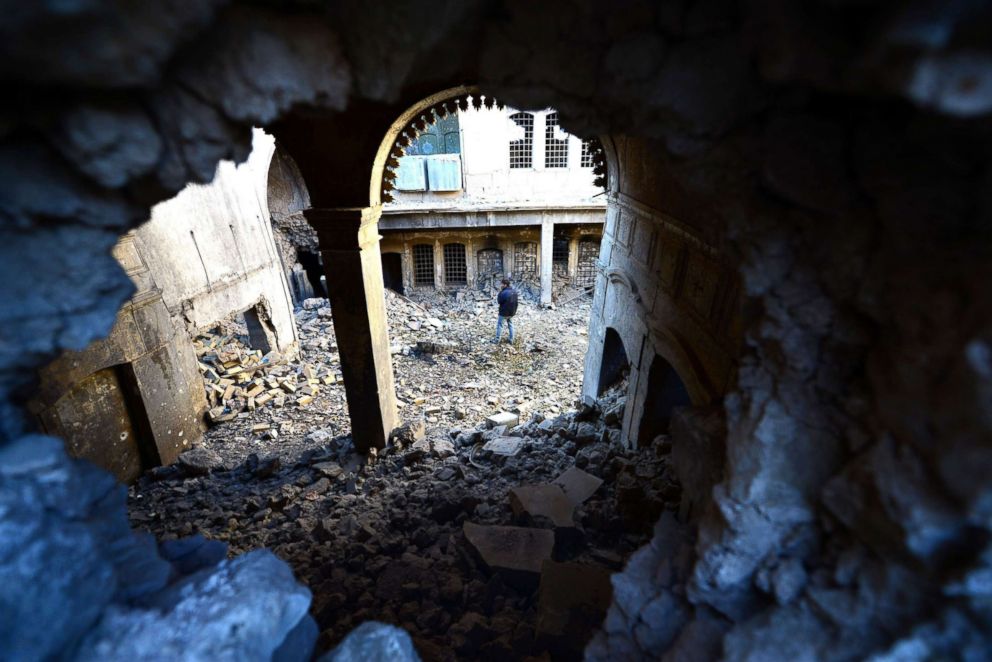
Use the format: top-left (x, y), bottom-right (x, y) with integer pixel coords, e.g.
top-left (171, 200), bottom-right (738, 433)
top-left (127, 291), bottom-right (682, 660)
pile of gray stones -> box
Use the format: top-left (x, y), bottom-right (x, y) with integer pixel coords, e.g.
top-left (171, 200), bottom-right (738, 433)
top-left (128, 381), bottom-right (681, 659)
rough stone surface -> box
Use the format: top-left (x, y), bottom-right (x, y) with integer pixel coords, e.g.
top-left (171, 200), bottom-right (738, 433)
top-left (3, 1), bottom-right (992, 659)
top-left (319, 621), bottom-right (420, 662)
top-left (509, 484), bottom-right (575, 528)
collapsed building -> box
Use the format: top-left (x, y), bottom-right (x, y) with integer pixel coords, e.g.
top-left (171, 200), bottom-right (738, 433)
top-left (1, 2), bottom-right (991, 661)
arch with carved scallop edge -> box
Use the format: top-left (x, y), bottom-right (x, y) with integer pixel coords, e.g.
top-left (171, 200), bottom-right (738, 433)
top-left (370, 86), bottom-right (609, 206)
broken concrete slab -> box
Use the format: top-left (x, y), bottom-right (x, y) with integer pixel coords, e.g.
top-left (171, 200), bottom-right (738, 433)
top-left (482, 436), bottom-right (523, 457)
top-left (509, 484), bottom-right (575, 528)
top-left (463, 522), bottom-right (554, 590)
top-left (486, 411), bottom-right (519, 428)
top-left (553, 466), bottom-right (604, 506)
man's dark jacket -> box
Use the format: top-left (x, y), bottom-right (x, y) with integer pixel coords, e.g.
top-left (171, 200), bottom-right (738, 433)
top-left (498, 287), bottom-right (518, 317)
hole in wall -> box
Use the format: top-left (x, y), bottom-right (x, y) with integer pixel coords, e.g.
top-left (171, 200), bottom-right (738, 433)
top-left (297, 250), bottom-right (327, 299)
top-left (598, 327), bottom-right (629, 395)
top-left (381, 252), bottom-right (404, 294)
top-left (637, 354), bottom-right (691, 444)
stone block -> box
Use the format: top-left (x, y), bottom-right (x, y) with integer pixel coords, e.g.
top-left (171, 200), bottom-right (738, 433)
top-left (553, 466), bottom-right (604, 506)
top-left (486, 411), bottom-right (519, 428)
top-left (318, 621), bottom-right (420, 662)
top-left (482, 436), bottom-right (523, 457)
top-left (509, 484), bottom-right (575, 528)
top-left (391, 418), bottom-right (426, 447)
top-left (463, 522), bottom-right (554, 590)
top-left (177, 447), bottom-right (224, 476)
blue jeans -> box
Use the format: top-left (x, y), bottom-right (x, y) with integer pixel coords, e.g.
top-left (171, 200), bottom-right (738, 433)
top-left (495, 315), bottom-right (514, 342)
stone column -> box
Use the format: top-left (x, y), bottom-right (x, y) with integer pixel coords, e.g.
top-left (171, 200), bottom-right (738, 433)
top-left (540, 215), bottom-right (554, 305)
top-left (304, 207), bottom-right (398, 452)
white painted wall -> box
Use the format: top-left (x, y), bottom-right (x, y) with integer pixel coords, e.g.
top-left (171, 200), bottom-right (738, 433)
top-left (136, 129), bottom-right (297, 354)
top-left (388, 107), bottom-right (603, 209)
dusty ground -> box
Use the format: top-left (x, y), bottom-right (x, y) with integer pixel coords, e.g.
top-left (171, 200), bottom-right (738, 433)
top-left (127, 290), bottom-right (679, 660)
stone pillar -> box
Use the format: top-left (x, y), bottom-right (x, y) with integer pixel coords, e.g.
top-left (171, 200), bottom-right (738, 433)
top-left (540, 215), bottom-right (554, 305)
top-left (304, 207), bottom-right (398, 452)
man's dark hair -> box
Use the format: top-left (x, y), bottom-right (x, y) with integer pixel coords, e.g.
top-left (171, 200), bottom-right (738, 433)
top-left (501, 278), bottom-right (510, 286)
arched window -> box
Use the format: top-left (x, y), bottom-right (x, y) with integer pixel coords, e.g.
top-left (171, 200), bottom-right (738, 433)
top-left (412, 244), bottom-right (434, 287)
top-left (545, 112), bottom-right (569, 168)
top-left (509, 112), bottom-right (534, 169)
top-left (476, 248), bottom-right (503, 276)
top-left (443, 243), bottom-right (467, 285)
top-left (552, 237), bottom-right (569, 276)
top-left (514, 241), bottom-right (538, 279)
top-left (576, 239), bottom-right (600, 286)
top-left (598, 327), bottom-right (629, 395)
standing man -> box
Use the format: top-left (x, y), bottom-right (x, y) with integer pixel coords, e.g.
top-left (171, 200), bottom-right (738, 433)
top-left (494, 278), bottom-right (518, 344)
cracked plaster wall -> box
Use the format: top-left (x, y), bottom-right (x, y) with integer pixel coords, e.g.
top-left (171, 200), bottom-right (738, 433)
top-left (1, 1), bottom-right (991, 659)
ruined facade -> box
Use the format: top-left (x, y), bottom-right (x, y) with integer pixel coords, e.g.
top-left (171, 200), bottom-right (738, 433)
top-left (2, 1), bottom-right (991, 660)
top-left (380, 101), bottom-right (605, 302)
top-left (28, 129), bottom-right (297, 482)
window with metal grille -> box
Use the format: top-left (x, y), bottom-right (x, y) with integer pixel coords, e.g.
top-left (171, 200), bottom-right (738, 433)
top-left (545, 112), bottom-right (569, 168)
top-left (576, 239), bottom-right (600, 286)
top-left (514, 242), bottom-right (538, 278)
top-left (443, 243), bottom-right (467, 285)
top-left (509, 112), bottom-right (534, 169)
top-left (581, 139), bottom-right (594, 167)
top-left (405, 110), bottom-right (462, 155)
top-left (552, 238), bottom-right (569, 276)
top-left (476, 248), bottom-right (503, 276)
top-left (412, 244), bottom-right (434, 287)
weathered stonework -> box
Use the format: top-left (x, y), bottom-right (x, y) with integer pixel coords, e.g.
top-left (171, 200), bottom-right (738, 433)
top-left (2, 0), bottom-right (991, 659)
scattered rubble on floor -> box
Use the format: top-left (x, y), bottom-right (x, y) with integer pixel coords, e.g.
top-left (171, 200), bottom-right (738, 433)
top-left (129, 371), bottom-right (682, 659)
top-left (194, 321), bottom-right (340, 424)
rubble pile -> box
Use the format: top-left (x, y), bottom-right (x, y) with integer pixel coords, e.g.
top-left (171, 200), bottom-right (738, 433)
top-left (195, 326), bottom-right (342, 423)
top-left (308, 290), bottom-right (592, 425)
top-left (128, 381), bottom-right (681, 660)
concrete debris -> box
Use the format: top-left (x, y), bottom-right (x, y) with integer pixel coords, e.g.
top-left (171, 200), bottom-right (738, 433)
top-left (128, 294), bottom-right (663, 657)
top-left (481, 436), bottom-right (524, 457)
top-left (196, 326), bottom-right (338, 422)
top-left (463, 522), bottom-right (555, 589)
top-left (486, 411), bottom-right (519, 428)
top-left (554, 466), bottom-right (604, 506)
top-left (509, 484), bottom-right (575, 528)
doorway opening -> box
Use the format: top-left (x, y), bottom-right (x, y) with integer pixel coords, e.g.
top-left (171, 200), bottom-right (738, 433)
top-left (297, 249), bottom-right (327, 299)
top-left (598, 327), bottom-right (629, 395)
top-left (381, 252), bottom-right (404, 294)
top-left (638, 354), bottom-right (691, 444)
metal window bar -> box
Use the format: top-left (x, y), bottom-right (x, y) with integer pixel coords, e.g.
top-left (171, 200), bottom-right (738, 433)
top-left (552, 238), bottom-right (569, 277)
top-left (576, 239), bottom-right (600, 286)
top-left (477, 248), bottom-right (503, 276)
top-left (514, 241), bottom-right (538, 278)
top-left (545, 112), bottom-right (569, 168)
top-left (443, 243), bottom-right (467, 285)
top-left (581, 139), bottom-right (594, 167)
top-left (412, 244), bottom-right (434, 287)
top-left (509, 112), bottom-right (534, 169)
